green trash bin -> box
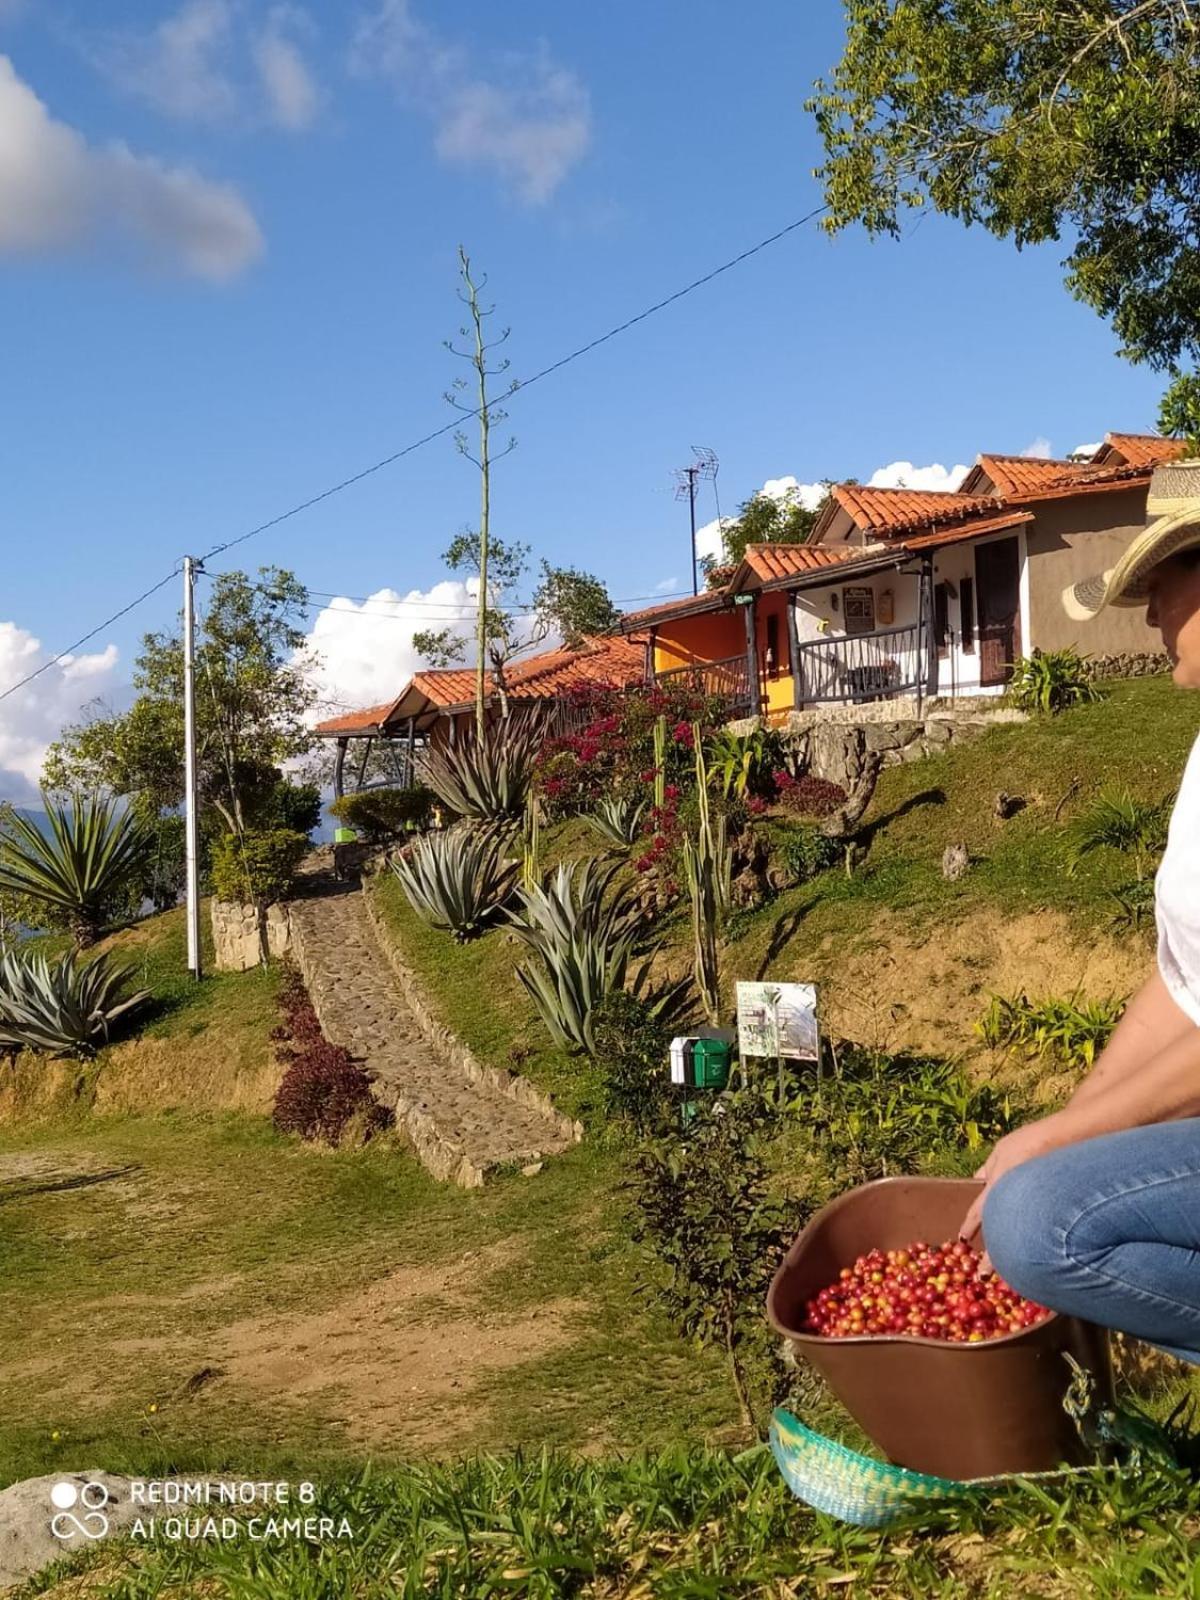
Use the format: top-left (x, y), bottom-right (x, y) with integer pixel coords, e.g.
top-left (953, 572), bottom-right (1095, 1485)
top-left (333, 826), bottom-right (357, 844)
top-left (669, 1036), bottom-right (731, 1091)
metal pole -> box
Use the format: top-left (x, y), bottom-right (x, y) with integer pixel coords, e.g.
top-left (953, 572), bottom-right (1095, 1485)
top-left (183, 556), bottom-right (202, 979)
top-left (689, 468), bottom-right (699, 596)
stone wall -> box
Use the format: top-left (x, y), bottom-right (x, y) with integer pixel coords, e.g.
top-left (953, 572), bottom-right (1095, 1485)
top-left (211, 899), bottom-right (291, 972)
top-left (1082, 651), bottom-right (1172, 680)
top-left (780, 710), bottom-right (1036, 790)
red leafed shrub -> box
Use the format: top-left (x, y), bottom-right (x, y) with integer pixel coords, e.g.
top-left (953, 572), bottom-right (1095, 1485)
top-left (535, 680), bottom-right (729, 817)
top-left (272, 966), bottom-right (391, 1144)
top-left (771, 770), bottom-right (846, 818)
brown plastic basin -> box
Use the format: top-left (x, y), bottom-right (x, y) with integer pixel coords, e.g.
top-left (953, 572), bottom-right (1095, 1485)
top-left (766, 1176), bottom-right (1112, 1480)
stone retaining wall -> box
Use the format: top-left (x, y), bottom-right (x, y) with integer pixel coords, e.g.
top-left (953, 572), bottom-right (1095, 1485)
top-left (211, 899), bottom-right (291, 972)
top-left (781, 711), bottom-right (1024, 792)
top-left (362, 882), bottom-right (583, 1147)
top-left (1082, 651), bottom-right (1171, 680)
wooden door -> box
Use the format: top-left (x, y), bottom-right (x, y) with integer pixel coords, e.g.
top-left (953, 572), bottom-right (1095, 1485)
top-left (974, 537), bottom-right (1022, 686)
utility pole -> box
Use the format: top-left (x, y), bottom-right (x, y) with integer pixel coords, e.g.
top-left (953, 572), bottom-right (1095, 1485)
top-left (183, 555), bottom-right (203, 980)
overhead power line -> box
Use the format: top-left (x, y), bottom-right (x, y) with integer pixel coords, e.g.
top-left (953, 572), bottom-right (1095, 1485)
top-left (0, 203), bottom-right (829, 705)
top-left (0, 566), bottom-right (181, 707)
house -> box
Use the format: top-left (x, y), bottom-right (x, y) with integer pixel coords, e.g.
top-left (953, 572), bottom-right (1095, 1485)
top-left (620, 431), bottom-right (1185, 719)
top-left (316, 633), bottom-right (647, 797)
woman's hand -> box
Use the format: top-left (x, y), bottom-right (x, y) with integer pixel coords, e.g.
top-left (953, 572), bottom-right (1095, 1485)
top-left (958, 1111), bottom-right (1077, 1263)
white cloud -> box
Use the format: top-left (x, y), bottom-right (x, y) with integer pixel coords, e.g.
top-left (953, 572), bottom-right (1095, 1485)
top-left (1019, 436), bottom-right (1054, 459)
top-left (866, 460), bottom-right (970, 493)
top-left (0, 623), bottom-right (121, 803)
top-left (652, 576), bottom-right (680, 595)
top-left (254, 6), bottom-right (319, 130)
top-left (105, 0), bottom-right (237, 123)
top-left (97, 1), bottom-right (320, 132)
top-left (0, 54), bottom-right (263, 278)
top-left (352, 0), bottom-right (590, 204)
top-left (1072, 440), bottom-right (1101, 459)
top-left (300, 581), bottom-right (481, 717)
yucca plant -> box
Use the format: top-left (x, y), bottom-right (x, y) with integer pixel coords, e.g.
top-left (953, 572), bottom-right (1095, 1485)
top-left (1071, 790), bottom-right (1175, 882)
top-left (0, 794), bottom-right (153, 948)
top-left (585, 794), bottom-right (648, 849)
top-left (419, 713), bottom-right (545, 822)
top-left (508, 858), bottom-right (687, 1054)
top-left (1007, 648), bottom-right (1105, 714)
top-left (0, 949), bottom-right (150, 1058)
top-left (390, 825), bottom-right (519, 941)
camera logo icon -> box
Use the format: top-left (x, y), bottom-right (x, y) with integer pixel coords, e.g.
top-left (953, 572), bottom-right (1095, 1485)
top-left (49, 1480), bottom-right (111, 1542)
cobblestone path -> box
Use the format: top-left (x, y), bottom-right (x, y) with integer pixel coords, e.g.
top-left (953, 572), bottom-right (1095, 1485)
top-left (288, 884), bottom-right (576, 1187)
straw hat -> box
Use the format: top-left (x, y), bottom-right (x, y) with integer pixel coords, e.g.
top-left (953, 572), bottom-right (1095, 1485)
top-left (1063, 460), bottom-right (1200, 620)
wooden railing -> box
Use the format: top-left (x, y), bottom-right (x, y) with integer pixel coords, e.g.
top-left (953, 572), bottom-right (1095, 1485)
top-left (793, 624), bottom-right (923, 706)
top-left (654, 654), bottom-right (756, 714)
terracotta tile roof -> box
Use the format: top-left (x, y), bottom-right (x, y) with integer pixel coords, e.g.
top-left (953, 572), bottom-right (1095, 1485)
top-left (960, 454), bottom-right (1089, 497)
top-left (831, 483), bottom-right (1001, 535)
top-left (501, 634), bottom-right (646, 700)
top-left (741, 543), bottom-right (884, 583)
top-left (408, 668), bottom-right (479, 708)
top-left (1090, 433), bottom-right (1188, 469)
top-left (618, 589), bottom-right (733, 630)
top-left (314, 701), bottom-right (399, 736)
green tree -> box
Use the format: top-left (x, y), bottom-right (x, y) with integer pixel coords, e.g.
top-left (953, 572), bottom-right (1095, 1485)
top-left (43, 567), bottom-right (318, 898)
top-left (812, 2), bottom-right (1200, 438)
top-left (412, 542), bottom-right (618, 713)
top-left (714, 487), bottom-right (831, 574)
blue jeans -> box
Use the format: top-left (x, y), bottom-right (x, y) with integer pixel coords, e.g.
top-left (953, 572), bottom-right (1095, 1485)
top-left (982, 1119), bottom-right (1200, 1365)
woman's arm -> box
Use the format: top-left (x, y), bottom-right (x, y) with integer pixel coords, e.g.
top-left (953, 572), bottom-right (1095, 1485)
top-left (1066, 969), bottom-right (1197, 1109)
top-left (959, 971), bottom-right (1200, 1248)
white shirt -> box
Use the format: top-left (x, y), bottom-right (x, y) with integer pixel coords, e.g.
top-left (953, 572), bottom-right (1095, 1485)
top-left (1157, 728), bottom-right (1200, 1026)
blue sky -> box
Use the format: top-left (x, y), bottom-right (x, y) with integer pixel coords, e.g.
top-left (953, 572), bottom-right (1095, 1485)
top-left (0, 0), bottom-right (1170, 798)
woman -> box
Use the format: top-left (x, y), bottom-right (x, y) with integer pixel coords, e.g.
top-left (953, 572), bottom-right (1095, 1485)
top-left (961, 465), bottom-right (1200, 1363)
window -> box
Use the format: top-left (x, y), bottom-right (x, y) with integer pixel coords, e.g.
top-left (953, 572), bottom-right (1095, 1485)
top-left (934, 582), bottom-right (950, 658)
top-left (843, 585), bottom-right (876, 635)
top-left (960, 576), bottom-right (976, 654)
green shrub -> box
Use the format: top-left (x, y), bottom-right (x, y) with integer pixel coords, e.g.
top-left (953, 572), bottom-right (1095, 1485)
top-left (210, 828), bottom-right (308, 905)
top-left (976, 991), bottom-right (1126, 1071)
top-left (590, 991), bottom-right (674, 1132)
top-left (780, 825), bottom-right (842, 884)
top-left (390, 825), bottom-right (519, 941)
top-left (1007, 648), bottom-right (1105, 714)
top-left (0, 949), bottom-right (150, 1058)
top-left (801, 1044), bottom-right (1019, 1193)
top-left (706, 726), bottom-right (782, 800)
top-left (627, 1082), bottom-right (794, 1427)
top-left (329, 786), bottom-right (434, 843)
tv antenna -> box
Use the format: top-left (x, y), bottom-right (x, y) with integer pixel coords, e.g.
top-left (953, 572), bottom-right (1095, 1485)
top-left (674, 446), bottom-right (720, 596)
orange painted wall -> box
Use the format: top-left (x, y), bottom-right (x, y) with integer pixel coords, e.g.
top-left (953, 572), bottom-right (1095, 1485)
top-left (653, 608), bottom-right (746, 673)
top-left (651, 593), bottom-right (799, 718)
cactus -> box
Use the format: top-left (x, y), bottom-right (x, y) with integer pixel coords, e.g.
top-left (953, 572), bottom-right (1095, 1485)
top-left (682, 724), bottom-right (732, 1026)
top-left (653, 715), bottom-right (667, 813)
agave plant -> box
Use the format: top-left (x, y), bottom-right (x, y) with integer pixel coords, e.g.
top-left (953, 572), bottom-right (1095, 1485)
top-left (508, 858), bottom-right (688, 1054)
top-left (419, 713), bottom-right (545, 822)
top-left (390, 825), bottom-right (519, 941)
top-left (0, 794), bottom-right (153, 947)
top-left (585, 794), bottom-right (648, 850)
top-left (0, 949), bottom-right (150, 1058)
